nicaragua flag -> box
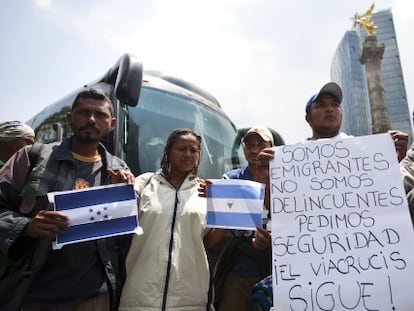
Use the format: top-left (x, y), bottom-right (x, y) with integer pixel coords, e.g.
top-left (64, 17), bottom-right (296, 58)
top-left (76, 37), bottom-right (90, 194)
top-left (48, 183), bottom-right (142, 249)
top-left (206, 179), bottom-right (265, 230)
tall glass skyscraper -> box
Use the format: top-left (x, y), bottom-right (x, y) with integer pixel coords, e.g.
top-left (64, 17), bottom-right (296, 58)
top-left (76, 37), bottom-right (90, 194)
top-left (331, 9), bottom-right (412, 141)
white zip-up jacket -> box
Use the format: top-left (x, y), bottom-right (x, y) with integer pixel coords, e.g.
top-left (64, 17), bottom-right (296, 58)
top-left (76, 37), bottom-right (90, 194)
top-left (119, 172), bottom-right (212, 311)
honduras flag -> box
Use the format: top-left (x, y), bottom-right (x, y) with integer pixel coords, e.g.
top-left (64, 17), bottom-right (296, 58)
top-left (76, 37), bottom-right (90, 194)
top-left (48, 183), bottom-right (142, 249)
top-left (206, 179), bottom-right (265, 230)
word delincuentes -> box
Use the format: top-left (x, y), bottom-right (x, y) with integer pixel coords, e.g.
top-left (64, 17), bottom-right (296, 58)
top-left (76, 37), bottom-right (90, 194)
top-left (272, 188), bottom-right (404, 213)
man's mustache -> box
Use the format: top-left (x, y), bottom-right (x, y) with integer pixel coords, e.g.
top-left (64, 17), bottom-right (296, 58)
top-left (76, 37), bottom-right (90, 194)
top-left (79, 124), bottom-right (99, 132)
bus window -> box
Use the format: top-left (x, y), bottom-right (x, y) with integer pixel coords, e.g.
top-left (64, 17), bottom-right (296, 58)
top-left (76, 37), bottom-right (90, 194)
top-left (25, 54), bottom-right (246, 180)
top-left (124, 87), bottom-right (241, 178)
top-left (36, 122), bottom-right (65, 143)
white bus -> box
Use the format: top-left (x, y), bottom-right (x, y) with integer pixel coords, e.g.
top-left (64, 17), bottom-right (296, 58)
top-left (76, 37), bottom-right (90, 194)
top-left (27, 53), bottom-right (246, 178)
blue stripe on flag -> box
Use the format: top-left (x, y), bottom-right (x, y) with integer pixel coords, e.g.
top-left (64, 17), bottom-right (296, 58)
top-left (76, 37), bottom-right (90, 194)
top-left (55, 184), bottom-right (135, 211)
top-left (207, 211), bottom-right (262, 229)
top-left (57, 215), bottom-right (137, 243)
top-left (207, 184), bottom-right (264, 199)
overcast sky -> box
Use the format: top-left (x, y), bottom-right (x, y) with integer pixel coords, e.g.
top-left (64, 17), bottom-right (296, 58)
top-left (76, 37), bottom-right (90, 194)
top-left (1, 0), bottom-right (413, 143)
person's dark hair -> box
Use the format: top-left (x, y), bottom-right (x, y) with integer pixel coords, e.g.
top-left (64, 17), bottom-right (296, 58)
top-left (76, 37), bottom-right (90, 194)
top-left (161, 129), bottom-right (202, 180)
top-left (72, 89), bottom-right (113, 115)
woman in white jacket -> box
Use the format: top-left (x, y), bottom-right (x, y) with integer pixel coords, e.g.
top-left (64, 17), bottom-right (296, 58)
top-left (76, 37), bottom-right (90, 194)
top-left (119, 128), bottom-right (223, 311)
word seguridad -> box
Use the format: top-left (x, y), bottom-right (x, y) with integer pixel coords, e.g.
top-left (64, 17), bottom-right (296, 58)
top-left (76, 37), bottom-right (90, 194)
top-left (273, 228), bottom-right (400, 256)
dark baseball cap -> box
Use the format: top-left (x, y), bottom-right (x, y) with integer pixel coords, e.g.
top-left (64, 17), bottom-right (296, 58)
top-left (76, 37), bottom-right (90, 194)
top-left (305, 82), bottom-right (343, 114)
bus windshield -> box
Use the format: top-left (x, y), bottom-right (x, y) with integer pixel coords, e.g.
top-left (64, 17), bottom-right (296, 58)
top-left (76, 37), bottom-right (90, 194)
top-left (124, 87), bottom-right (243, 178)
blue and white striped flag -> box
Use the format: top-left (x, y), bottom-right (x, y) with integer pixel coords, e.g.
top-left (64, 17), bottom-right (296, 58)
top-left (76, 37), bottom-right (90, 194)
top-left (206, 179), bottom-right (265, 230)
top-left (48, 183), bottom-right (142, 249)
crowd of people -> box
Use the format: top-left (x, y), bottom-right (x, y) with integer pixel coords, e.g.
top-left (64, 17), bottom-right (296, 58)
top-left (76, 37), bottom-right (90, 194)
top-left (0, 82), bottom-right (413, 311)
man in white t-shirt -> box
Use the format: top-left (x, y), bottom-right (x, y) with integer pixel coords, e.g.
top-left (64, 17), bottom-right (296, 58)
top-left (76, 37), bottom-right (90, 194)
top-left (259, 82), bottom-right (408, 163)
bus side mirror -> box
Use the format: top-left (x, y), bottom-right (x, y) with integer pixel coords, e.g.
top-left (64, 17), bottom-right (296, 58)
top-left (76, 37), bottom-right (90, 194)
top-left (100, 53), bottom-right (143, 107)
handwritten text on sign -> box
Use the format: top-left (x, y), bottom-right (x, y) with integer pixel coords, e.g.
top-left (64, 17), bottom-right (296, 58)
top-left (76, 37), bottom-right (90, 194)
top-left (270, 134), bottom-right (414, 311)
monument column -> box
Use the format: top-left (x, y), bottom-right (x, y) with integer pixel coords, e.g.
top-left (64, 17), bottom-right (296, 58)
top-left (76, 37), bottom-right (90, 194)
top-left (353, 4), bottom-right (391, 134)
top-left (360, 36), bottom-right (391, 133)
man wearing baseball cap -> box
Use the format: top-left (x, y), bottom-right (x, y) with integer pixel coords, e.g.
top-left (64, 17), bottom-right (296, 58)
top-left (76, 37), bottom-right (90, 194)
top-left (304, 82), bottom-right (407, 161)
top-left (210, 125), bottom-right (275, 311)
top-left (242, 126), bottom-right (275, 147)
top-left (304, 82), bottom-right (345, 140)
top-left (258, 81), bottom-right (408, 165)
top-left (254, 82), bottom-right (409, 310)
top-left (0, 120), bottom-right (35, 168)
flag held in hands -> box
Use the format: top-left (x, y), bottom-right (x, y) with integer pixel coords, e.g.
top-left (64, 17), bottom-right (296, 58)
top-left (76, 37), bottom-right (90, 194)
top-left (48, 183), bottom-right (142, 249)
top-left (206, 179), bottom-right (265, 230)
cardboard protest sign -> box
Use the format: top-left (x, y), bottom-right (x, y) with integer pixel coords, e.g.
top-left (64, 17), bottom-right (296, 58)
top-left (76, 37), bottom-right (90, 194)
top-left (270, 134), bottom-right (414, 311)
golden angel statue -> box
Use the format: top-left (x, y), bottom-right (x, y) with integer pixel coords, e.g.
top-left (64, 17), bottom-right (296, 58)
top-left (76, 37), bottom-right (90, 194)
top-left (350, 3), bottom-right (377, 36)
